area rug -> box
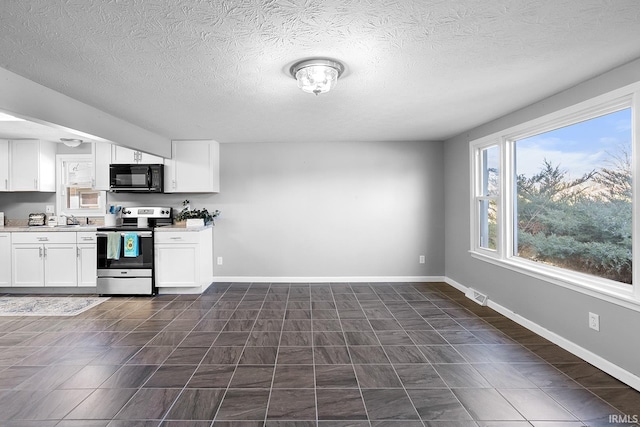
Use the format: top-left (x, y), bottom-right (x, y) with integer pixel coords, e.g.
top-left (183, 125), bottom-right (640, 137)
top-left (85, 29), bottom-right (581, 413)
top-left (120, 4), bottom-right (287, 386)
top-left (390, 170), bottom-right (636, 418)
top-left (0, 296), bottom-right (109, 316)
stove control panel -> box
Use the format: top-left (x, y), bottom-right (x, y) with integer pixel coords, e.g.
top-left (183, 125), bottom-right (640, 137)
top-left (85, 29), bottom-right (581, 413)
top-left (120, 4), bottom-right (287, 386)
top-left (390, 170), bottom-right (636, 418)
top-left (121, 207), bottom-right (172, 219)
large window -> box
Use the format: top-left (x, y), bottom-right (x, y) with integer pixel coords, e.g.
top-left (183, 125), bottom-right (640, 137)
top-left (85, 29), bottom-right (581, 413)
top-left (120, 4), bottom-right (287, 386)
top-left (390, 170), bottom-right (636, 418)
top-left (515, 108), bottom-right (632, 284)
top-left (471, 90), bottom-right (639, 305)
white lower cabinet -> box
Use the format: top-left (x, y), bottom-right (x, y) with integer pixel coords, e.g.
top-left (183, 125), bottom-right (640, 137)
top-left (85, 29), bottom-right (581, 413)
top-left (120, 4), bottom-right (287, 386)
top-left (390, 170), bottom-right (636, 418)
top-left (11, 232), bottom-right (78, 287)
top-left (77, 232), bottom-right (97, 287)
top-left (155, 227), bottom-right (213, 291)
top-left (0, 233), bottom-right (11, 286)
top-left (44, 243), bottom-right (78, 287)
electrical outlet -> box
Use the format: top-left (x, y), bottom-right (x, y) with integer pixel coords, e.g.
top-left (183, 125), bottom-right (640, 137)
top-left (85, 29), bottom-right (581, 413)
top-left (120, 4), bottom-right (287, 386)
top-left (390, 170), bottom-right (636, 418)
top-left (45, 205), bottom-right (55, 214)
top-left (589, 312), bottom-right (600, 331)
top-left (217, 257), bottom-right (223, 265)
top-left (419, 255), bottom-right (425, 264)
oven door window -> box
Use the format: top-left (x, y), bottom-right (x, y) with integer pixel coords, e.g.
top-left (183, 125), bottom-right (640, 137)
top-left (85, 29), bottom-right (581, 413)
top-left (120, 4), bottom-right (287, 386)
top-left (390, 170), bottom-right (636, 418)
top-left (97, 233), bottom-right (153, 269)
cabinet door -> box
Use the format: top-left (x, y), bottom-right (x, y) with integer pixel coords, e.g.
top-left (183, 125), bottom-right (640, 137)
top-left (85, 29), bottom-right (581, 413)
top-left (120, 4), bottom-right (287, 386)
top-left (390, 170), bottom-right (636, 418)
top-left (166, 140), bottom-right (219, 193)
top-left (12, 244), bottom-right (44, 287)
top-left (138, 151), bottom-right (164, 164)
top-left (112, 145), bottom-right (164, 164)
top-left (9, 139), bottom-right (40, 191)
top-left (0, 233), bottom-right (11, 286)
top-left (111, 145), bottom-right (134, 164)
top-left (77, 244), bottom-right (97, 287)
top-left (0, 140), bottom-right (8, 192)
top-left (155, 244), bottom-right (198, 287)
top-left (44, 244), bottom-right (77, 287)
top-left (93, 142), bottom-right (112, 190)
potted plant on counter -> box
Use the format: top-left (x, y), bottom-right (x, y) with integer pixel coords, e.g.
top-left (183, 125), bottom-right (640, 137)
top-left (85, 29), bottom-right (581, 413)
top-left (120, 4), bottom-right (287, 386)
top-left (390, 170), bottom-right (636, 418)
top-left (174, 200), bottom-right (220, 228)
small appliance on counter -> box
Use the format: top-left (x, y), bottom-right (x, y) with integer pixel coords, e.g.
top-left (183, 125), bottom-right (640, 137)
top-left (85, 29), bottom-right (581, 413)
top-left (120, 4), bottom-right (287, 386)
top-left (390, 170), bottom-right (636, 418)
top-left (0, 212), bottom-right (4, 227)
top-left (28, 213), bottom-right (46, 226)
top-left (96, 206), bottom-right (172, 296)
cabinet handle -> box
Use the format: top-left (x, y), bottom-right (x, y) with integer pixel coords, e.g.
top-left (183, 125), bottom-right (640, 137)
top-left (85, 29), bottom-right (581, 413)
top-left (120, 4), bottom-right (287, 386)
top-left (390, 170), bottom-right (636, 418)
top-left (4, 179), bottom-right (6, 190)
top-left (34, 179), bottom-right (38, 189)
top-left (169, 237), bottom-right (182, 240)
top-left (43, 247), bottom-right (47, 259)
top-left (77, 247), bottom-right (80, 258)
top-left (37, 237), bottom-right (49, 242)
top-left (39, 247), bottom-right (43, 258)
top-left (172, 180), bottom-right (176, 189)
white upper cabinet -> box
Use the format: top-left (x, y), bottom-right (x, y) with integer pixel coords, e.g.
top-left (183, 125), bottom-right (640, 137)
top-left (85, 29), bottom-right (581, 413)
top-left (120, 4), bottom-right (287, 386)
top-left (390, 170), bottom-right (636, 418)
top-left (165, 140), bottom-right (220, 193)
top-left (0, 140), bottom-right (8, 192)
top-left (111, 145), bottom-right (164, 164)
top-left (93, 142), bottom-right (111, 191)
top-left (6, 139), bottom-right (56, 192)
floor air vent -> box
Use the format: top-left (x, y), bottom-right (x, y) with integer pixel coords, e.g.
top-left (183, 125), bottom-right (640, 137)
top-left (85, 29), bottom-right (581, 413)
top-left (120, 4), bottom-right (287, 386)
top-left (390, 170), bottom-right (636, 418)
top-left (465, 288), bottom-right (488, 306)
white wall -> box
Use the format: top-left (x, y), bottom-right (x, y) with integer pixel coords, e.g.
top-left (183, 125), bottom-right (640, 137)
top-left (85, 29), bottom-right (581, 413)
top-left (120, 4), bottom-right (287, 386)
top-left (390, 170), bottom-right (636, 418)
top-left (444, 57), bottom-right (640, 383)
top-left (110, 140), bottom-right (445, 280)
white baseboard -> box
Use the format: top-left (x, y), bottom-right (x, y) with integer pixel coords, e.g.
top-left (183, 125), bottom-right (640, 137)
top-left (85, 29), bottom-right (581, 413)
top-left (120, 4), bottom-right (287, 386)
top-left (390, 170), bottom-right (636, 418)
top-left (212, 276), bottom-right (446, 283)
top-left (157, 286), bottom-right (206, 295)
top-left (443, 277), bottom-right (640, 392)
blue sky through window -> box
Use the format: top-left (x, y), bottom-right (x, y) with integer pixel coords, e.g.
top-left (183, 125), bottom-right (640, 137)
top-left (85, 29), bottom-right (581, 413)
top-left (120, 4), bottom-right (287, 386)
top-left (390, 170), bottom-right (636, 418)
top-left (516, 108), bottom-right (632, 178)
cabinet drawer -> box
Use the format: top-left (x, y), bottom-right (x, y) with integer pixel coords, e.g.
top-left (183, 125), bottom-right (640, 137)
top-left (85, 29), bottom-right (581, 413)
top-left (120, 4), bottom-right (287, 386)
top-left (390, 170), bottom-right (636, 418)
top-left (155, 232), bottom-right (200, 244)
top-left (12, 232), bottom-right (76, 244)
top-left (77, 231), bottom-right (97, 243)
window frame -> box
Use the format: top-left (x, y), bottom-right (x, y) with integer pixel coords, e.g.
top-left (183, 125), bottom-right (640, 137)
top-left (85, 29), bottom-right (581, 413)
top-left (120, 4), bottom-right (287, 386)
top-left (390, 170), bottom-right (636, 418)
top-left (470, 83), bottom-right (640, 310)
top-left (470, 140), bottom-right (502, 256)
top-left (56, 154), bottom-right (106, 218)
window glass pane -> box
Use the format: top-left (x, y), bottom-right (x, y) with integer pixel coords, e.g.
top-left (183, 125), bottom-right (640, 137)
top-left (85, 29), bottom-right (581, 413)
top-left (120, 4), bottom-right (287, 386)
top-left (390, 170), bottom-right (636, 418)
top-left (480, 146), bottom-right (499, 196)
top-left (57, 156), bottom-right (105, 216)
top-left (479, 199), bottom-right (497, 250)
top-left (515, 108), bottom-right (632, 284)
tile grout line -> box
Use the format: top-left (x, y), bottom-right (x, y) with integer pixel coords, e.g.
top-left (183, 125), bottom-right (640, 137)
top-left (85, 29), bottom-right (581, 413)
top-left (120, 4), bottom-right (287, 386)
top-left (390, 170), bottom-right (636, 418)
top-left (150, 283), bottom-right (231, 426)
top-left (353, 282), bottom-right (426, 425)
top-left (210, 282), bottom-right (267, 424)
top-left (331, 282), bottom-right (373, 427)
top-left (262, 282), bottom-right (291, 425)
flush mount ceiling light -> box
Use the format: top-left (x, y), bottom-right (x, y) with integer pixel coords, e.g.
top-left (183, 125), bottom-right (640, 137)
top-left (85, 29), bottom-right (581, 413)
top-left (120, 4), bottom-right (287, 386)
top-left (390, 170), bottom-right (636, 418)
top-left (60, 138), bottom-right (83, 147)
top-left (290, 58), bottom-right (345, 95)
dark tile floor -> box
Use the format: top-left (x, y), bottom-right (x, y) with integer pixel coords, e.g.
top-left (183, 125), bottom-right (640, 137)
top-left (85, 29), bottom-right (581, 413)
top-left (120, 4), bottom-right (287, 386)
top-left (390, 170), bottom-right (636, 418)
top-left (0, 282), bottom-right (639, 426)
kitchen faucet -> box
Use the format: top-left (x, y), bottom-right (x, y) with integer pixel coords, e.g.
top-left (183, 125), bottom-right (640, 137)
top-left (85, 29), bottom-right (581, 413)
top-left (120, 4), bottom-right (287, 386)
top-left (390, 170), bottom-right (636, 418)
top-left (60, 213), bottom-right (79, 225)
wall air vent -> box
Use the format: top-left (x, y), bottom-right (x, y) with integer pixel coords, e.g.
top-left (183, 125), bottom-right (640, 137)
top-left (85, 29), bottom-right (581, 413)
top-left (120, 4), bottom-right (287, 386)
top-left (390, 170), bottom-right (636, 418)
top-left (465, 288), bottom-right (488, 306)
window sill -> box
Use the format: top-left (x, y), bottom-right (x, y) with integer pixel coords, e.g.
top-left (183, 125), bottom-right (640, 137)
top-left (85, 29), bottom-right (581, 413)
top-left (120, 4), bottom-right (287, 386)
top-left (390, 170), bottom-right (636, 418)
top-left (469, 250), bottom-right (639, 312)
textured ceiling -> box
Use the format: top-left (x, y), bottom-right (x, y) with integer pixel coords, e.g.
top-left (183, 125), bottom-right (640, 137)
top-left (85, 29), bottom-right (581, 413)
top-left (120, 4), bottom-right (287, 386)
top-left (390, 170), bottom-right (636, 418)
top-left (1, 0), bottom-right (640, 144)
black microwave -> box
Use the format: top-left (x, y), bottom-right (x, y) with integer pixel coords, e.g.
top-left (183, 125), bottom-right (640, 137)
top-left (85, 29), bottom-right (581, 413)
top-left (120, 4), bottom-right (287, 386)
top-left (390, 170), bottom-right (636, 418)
top-left (109, 164), bottom-right (164, 193)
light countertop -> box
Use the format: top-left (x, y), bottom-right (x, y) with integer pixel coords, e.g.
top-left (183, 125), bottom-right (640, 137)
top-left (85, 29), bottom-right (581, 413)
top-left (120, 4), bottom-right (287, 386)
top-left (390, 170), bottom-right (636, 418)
top-left (0, 224), bottom-right (213, 233)
top-left (0, 225), bottom-right (99, 232)
top-left (155, 224), bottom-right (213, 232)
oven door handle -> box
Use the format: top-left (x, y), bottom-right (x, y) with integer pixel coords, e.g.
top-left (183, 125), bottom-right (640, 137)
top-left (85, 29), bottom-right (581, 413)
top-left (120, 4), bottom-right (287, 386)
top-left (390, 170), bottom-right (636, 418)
top-left (96, 232), bottom-right (153, 237)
